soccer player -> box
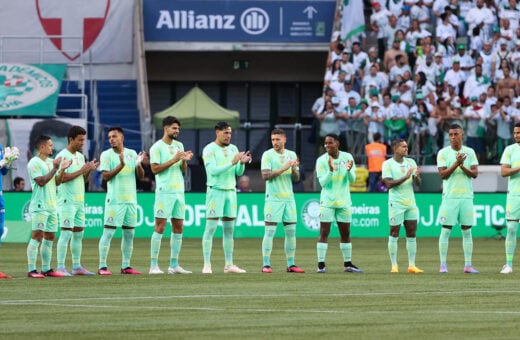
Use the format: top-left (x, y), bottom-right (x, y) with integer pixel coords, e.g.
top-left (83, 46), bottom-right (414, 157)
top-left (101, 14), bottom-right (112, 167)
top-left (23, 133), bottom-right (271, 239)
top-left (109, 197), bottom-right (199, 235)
top-left (55, 126), bottom-right (98, 276)
top-left (27, 135), bottom-right (71, 278)
top-left (260, 129), bottom-right (305, 273)
top-left (437, 124), bottom-right (479, 274)
top-left (499, 122), bottom-right (520, 274)
top-left (149, 116), bottom-right (193, 275)
top-left (0, 144), bottom-right (19, 278)
top-left (97, 127), bottom-right (144, 275)
top-left (315, 133), bottom-right (363, 273)
top-left (382, 139), bottom-right (424, 274)
top-left (201, 121), bottom-right (251, 274)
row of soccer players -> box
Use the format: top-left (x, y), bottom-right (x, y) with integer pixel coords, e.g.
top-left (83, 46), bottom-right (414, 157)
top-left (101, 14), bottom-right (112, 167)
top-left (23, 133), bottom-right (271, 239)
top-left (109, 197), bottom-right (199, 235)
top-left (1, 117), bottom-right (519, 279)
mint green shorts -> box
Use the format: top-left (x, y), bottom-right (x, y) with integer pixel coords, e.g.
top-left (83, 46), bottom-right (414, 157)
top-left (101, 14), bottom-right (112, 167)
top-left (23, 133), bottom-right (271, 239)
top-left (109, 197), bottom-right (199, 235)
top-left (104, 203), bottom-right (137, 227)
top-left (205, 187), bottom-right (237, 218)
top-left (264, 200), bottom-right (297, 223)
top-left (31, 210), bottom-right (58, 232)
top-left (506, 195), bottom-right (520, 220)
top-left (154, 193), bottom-right (185, 219)
top-left (388, 202), bottom-right (418, 226)
top-left (438, 198), bottom-right (474, 226)
top-left (58, 203), bottom-right (85, 228)
top-left (320, 206), bottom-right (352, 223)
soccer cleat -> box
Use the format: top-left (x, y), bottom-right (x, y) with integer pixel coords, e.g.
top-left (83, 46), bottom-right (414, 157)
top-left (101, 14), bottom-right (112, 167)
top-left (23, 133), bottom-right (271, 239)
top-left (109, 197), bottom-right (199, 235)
top-left (407, 266), bottom-right (424, 274)
top-left (97, 267), bottom-right (112, 276)
top-left (286, 265), bottom-right (305, 273)
top-left (72, 266), bottom-right (95, 276)
top-left (149, 266), bottom-right (164, 275)
top-left (439, 264), bottom-right (448, 273)
top-left (500, 264), bottom-right (513, 274)
top-left (202, 265), bottom-right (212, 274)
top-left (390, 266), bottom-right (399, 273)
top-left (121, 267), bottom-right (142, 275)
top-left (344, 262), bottom-right (363, 273)
top-left (168, 265), bottom-right (192, 274)
top-left (27, 270), bottom-right (45, 278)
top-left (55, 267), bottom-right (72, 277)
top-left (262, 266), bottom-right (273, 273)
top-left (317, 268), bottom-right (327, 273)
top-left (463, 266), bottom-right (480, 274)
top-left (42, 269), bottom-right (67, 277)
top-left (0, 271), bottom-right (12, 279)
top-left (224, 264), bottom-right (246, 273)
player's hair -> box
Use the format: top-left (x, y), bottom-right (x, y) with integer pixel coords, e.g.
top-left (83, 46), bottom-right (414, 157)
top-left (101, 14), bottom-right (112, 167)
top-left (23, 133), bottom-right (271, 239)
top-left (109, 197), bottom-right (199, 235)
top-left (449, 123), bottom-right (463, 131)
top-left (325, 133), bottom-right (340, 142)
top-left (271, 128), bottom-right (286, 136)
top-left (35, 135), bottom-right (51, 149)
top-left (108, 126), bottom-right (124, 135)
top-left (162, 116), bottom-right (181, 128)
top-left (215, 121), bottom-right (231, 130)
top-left (391, 138), bottom-right (406, 149)
top-left (515, 122), bottom-right (520, 128)
top-left (67, 126), bottom-right (87, 141)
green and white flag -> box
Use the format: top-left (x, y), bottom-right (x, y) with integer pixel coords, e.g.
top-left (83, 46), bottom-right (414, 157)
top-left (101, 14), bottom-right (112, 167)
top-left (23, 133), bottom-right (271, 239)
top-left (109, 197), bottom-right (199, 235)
top-left (341, 0), bottom-right (366, 42)
top-left (0, 63), bottom-right (66, 117)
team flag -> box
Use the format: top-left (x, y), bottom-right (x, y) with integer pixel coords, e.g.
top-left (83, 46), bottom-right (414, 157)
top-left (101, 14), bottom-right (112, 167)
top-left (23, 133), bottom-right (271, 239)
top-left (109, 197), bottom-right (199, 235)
top-left (341, 0), bottom-right (366, 42)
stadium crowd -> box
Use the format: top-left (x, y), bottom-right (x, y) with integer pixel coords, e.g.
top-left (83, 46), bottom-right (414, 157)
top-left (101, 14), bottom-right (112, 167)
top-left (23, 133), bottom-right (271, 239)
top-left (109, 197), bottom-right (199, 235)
top-left (312, 0), bottom-right (520, 167)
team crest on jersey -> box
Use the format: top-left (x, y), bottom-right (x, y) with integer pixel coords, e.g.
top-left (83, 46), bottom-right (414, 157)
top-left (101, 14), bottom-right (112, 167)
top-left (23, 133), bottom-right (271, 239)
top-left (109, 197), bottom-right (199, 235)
top-left (506, 211), bottom-right (510, 217)
top-left (63, 219), bottom-right (70, 227)
top-left (266, 213), bottom-right (271, 220)
top-left (301, 199), bottom-right (321, 231)
top-left (440, 216), bottom-right (446, 223)
top-left (38, 222), bottom-right (44, 229)
top-left (390, 217), bottom-right (395, 224)
top-left (157, 209), bottom-right (164, 216)
top-left (107, 217), bottom-right (114, 224)
top-left (209, 209), bottom-right (215, 216)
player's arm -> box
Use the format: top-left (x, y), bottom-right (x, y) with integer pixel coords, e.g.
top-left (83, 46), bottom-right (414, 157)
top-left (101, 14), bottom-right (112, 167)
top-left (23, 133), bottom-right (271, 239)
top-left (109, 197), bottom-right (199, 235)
top-left (59, 161), bottom-right (95, 184)
top-left (262, 160), bottom-right (293, 181)
top-left (317, 156), bottom-right (333, 187)
top-left (501, 163), bottom-right (520, 177)
top-left (205, 151), bottom-right (242, 176)
top-left (102, 153), bottom-right (125, 182)
top-left (151, 153), bottom-right (182, 175)
top-left (438, 155), bottom-right (463, 179)
top-left (459, 164), bottom-right (478, 178)
top-left (383, 168), bottom-right (413, 189)
top-left (413, 167), bottom-right (422, 186)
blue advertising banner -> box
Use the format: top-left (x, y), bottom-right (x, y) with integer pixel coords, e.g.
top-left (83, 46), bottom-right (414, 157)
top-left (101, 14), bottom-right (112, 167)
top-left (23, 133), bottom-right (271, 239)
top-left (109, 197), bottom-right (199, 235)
top-left (143, 0), bottom-right (336, 42)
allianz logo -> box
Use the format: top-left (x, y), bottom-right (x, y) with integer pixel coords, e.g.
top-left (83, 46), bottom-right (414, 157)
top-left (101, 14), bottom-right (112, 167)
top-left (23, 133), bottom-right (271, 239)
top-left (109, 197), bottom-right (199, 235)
top-left (156, 7), bottom-right (269, 35)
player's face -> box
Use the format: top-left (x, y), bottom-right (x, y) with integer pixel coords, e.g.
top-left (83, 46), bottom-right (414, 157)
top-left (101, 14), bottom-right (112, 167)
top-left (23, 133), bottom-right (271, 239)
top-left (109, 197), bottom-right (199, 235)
top-left (69, 134), bottom-right (86, 153)
top-left (514, 127), bottom-right (520, 143)
top-left (324, 136), bottom-right (339, 155)
top-left (108, 130), bottom-right (124, 150)
top-left (271, 133), bottom-right (286, 152)
top-left (448, 128), bottom-right (463, 149)
top-left (395, 141), bottom-right (408, 156)
top-left (40, 139), bottom-right (54, 157)
top-left (216, 127), bottom-right (232, 146)
top-left (165, 123), bottom-right (180, 140)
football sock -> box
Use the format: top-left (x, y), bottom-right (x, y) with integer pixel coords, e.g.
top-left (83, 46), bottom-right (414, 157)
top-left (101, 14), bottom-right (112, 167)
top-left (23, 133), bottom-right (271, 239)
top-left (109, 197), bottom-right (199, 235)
top-left (340, 242), bottom-right (352, 262)
top-left (461, 228), bottom-right (473, 266)
top-left (406, 237), bottom-right (417, 267)
top-left (284, 224), bottom-right (296, 267)
top-left (56, 230), bottom-right (72, 268)
top-left (317, 242), bottom-right (328, 263)
top-left (71, 230), bottom-right (84, 269)
top-left (98, 228), bottom-right (115, 269)
top-left (506, 220), bottom-right (518, 267)
top-left (40, 239), bottom-right (53, 272)
top-left (262, 226), bottom-right (276, 267)
top-left (202, 219), bottom-right (218, 266)
top-left (388, 236), bottom-right (398, 267)
top-left (27, 239), bottom-right (40, 272)
top-left (121, 228), bottom-right (135, 268)
top-left (150, 231), bottom-right (162, 267)
top-left (222, 220), bottom-right (235, 266)
top-left (170, 233), bottom-right (183, 268)
top-left (439, 227), bottom-right (451, 265)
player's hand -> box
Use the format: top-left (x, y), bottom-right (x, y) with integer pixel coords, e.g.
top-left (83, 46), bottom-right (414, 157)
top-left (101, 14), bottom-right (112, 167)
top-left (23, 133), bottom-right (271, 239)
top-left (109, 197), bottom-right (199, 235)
top-left (415, 167), bottom-right (421, 177)
top-left (118, 151), bottom-right (125, 166)
top-left (181, 150), bottom-right (194, 161)
top-left (137, 151), bottom-right (145, 165)
top-left (406, 167), bottom-right (414, 178)
top-left (61, 158), bottom-right (73, 171)
top-left (53, 157), bottom-right (62, 169)
top-left (328, 155), bottom-right (334, 171)
top-left (232, 152), bottom-right (243, 165)
top-left (346, 159), bottom-right (353, 171)
top-left (240, 151), bottom-right (252, 164)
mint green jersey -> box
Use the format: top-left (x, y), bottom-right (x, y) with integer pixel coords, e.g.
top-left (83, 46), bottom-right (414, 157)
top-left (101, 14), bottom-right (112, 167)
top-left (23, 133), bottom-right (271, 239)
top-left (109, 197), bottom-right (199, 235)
top-left (261, 148), bottom-right (298, 201)
top-left (99, 148), bottom-right (138, 204)
top-left (56, 148), bottom-right (85, 203)
top-left (437, 145), bottom-right (478, 199)
top-left (27, 156), bottom-right (57, 212)
top-left (501, 143), bottom-right (520, 196)
top-left (382, 157), bottom-right (417, 205)
top-left (150, 139), bottom-right (185, 194)
top-left (203, 142), bottom-right (245, 190)
top-left (315, 151), bottom-right (356, 208)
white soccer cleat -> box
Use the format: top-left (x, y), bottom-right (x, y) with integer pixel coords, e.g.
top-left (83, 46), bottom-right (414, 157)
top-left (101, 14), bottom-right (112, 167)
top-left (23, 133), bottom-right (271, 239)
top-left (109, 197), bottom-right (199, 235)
top-left (224, 264), bottom-right (246, 273)
top-left (500, 264), bottom-right (513, 274)
top-left (149, 266), bottom-right (164, 275)
top-left (168, 265), bottom-right (192, 274)
top-left (202, 265), bottom-right (212, 274)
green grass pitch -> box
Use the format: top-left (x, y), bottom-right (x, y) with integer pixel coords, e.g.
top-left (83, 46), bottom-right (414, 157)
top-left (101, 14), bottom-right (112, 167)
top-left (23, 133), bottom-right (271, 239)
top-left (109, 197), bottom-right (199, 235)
top-left (0, 237), bottom-right (518, 339)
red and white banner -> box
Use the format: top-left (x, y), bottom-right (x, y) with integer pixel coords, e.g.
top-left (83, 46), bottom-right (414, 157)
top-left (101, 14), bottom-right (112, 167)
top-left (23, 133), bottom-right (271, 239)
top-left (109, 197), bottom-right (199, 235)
top-left (0, 0), bottom-right (134, 64)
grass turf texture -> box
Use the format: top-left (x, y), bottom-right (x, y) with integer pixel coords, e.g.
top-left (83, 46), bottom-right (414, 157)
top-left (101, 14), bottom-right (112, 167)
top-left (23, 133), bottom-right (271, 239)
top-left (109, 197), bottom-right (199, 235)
top-left (0, 237), bottom-right (517, 339)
